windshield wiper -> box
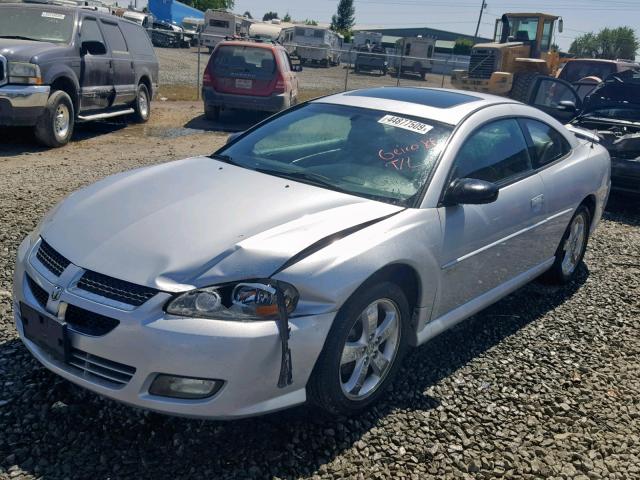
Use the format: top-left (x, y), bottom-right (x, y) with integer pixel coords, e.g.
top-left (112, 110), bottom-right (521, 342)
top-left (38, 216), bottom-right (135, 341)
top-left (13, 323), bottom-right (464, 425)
top-left (0, 35), bottom-right (40, 41)
top-left (210, 153), bottom-right (240, 166)
top-left (255, 168), bottom-right (343, 190)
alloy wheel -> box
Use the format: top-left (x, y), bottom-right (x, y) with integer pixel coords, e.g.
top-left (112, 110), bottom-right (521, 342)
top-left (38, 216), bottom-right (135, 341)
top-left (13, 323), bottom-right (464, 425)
top-left (339, 299), bottom-right (401, 400)
top-left (561, 212), bottom-right (587, 276)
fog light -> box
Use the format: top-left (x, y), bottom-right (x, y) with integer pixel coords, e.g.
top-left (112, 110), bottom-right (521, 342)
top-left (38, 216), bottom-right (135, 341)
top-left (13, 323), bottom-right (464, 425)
top-left (149, 374), bottom-right (223, 399)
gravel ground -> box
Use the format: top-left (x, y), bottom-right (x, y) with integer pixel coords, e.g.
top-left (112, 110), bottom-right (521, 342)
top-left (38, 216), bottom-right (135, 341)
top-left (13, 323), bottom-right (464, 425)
top-left (156, 46), bottom-right (452, 96)
top-left (1, 101), bottom-right (639, 479)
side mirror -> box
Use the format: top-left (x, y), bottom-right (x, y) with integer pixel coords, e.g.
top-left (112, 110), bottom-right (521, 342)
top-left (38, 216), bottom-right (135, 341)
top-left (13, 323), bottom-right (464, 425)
top-left (81, 40), bottom-right (107, 56)
top-left (557, 100), bottom-right (577, 113)
top-left (226, 131), bottom-right (244, 144)
top-left (292, 64), bottom-right (303, 72)
top-left (442, 178), bottom-right (499, 206)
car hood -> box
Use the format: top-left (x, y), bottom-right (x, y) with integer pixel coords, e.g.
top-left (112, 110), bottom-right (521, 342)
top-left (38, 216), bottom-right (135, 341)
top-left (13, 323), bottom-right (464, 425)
top-left (40, 157), bottom-right (403, 292)
top-left (580, 75), bottom-right (640, 117)
top-left (0, 39), bottom-right (62, 62)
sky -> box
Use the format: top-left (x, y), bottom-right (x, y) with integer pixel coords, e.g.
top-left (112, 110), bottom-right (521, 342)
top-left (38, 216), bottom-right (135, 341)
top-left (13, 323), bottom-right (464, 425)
top-left (232, 0), bottom-right (640, 53)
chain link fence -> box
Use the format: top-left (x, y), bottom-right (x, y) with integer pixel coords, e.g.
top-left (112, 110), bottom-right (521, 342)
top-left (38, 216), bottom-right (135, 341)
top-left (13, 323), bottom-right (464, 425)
top-left (153, 32), bottom-right (471, 101)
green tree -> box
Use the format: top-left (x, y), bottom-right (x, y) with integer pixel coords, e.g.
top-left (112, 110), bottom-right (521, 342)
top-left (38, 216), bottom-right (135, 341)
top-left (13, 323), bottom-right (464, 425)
top-left (243, 10), bottom-right (252, 19)
top-left (182, 0), bottom-right (234, 11)
top-left (304, 19), bottom-right (318, 26)
top-left (262, 11), bottom-right (279, 21)
top-left (283, 12), bottom-right (291, 22)
top-left (569, 27), bottom-right (638, 60)
top-left (330, 0), bottom-right (355, 32)
top-left (453, 38), bottom-right (473, 55)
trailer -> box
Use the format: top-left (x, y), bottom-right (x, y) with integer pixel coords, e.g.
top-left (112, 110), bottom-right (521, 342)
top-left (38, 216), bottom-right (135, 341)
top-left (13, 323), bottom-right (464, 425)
top-left (202, 10), bottom-right (252, 52)
top-left (291, 26), bottom-right (343, 67)
top-left (390, 36), bottom-right (435, 80)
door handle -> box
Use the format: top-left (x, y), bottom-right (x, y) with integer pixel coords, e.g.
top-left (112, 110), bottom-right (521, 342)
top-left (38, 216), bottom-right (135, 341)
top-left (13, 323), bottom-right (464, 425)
top-left (531, 194), bottom-right (544, 212)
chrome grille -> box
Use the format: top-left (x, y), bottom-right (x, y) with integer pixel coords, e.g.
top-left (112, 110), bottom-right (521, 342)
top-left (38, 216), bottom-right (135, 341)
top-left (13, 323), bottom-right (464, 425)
top-left (36, 240), bottom-right (71, 277)
top-left (77, 270), bottom-right (159, 307)
top-left (0, 56), bottom-right (6, 86)
top-left (67, 347), bottom-right (136, 387)
top-left (468, 49), bottom-right (497, 80)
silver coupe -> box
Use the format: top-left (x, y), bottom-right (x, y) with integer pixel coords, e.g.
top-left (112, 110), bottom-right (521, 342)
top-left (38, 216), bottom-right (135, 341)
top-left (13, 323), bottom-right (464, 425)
top-left (13, 87), bottom-right (610, 418)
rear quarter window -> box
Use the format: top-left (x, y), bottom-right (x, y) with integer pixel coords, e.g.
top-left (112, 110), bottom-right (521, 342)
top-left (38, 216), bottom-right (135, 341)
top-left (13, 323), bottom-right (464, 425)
top-left (120, 21), bottom-right (154, 56)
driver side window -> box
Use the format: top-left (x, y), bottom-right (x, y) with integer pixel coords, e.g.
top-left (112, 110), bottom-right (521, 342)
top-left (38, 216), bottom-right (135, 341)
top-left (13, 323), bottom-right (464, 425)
top-left (79, 17), bottom-right (105, 50)
top-left (452, 118), bottom-right (532, 184)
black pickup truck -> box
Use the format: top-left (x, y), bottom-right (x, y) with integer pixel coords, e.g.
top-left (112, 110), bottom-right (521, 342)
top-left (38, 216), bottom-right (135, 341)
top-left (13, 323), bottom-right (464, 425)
top-left (0, 2), bottom-right (158, 147)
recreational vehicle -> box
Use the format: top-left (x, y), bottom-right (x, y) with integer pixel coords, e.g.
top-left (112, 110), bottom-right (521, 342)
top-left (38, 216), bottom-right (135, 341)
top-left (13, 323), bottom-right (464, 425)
top-left (202, 10), bottom-right (252, 52)
top-left (291, 26), bottom-right (343, 67)
top-left (390, 36), bottom-right (435, 80)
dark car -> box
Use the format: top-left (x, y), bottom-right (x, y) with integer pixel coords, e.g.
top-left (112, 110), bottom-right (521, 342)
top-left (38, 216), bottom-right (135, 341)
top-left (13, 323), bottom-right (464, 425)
top-left (202, 40), bottom-right (301, 120)
top-left (0, 2), bottom-right (158, 147)
top-left (558, 58), bottom-right (640, 100)
top-left (354, 46), bottom-right (387, 76)
top-left (570, 70), bottom-right (640, 196)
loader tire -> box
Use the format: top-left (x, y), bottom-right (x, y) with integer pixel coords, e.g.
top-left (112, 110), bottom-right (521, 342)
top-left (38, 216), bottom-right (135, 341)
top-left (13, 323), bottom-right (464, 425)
top-left (510, 72), bottom-right (541, 103)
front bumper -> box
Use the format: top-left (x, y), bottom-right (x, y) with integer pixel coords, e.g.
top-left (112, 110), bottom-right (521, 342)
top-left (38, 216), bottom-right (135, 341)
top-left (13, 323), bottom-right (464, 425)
top-left (13, 237), bottom-right (335, 419)
top-left (0, 85), bottom-right (50, 126)
top-left (611, 157), bottom-right (640, 196)
top-left (450, 70), bottom-right (513, 95)
top-left (203, 86), bottom-right (289, 113)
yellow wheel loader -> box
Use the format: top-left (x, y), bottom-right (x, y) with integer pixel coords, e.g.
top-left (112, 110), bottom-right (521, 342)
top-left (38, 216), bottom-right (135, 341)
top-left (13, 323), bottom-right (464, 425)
top-left (451, 13), bottom-right (562, 101)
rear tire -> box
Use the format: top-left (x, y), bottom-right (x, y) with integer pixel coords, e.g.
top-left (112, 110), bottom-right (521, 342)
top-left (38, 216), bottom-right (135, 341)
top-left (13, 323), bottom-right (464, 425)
top-left (34, 90), bottom-right (74, 148)
top-left (132, 83), bottom-right (151, 123)
top-left (204, 104), bottom-right (220, 121)
top-left (510, 72), bottom-right (541, 102)
top-left (541, 205), bottom-right (591, 284)
top-left (308, 281), bottom-right (410, 416)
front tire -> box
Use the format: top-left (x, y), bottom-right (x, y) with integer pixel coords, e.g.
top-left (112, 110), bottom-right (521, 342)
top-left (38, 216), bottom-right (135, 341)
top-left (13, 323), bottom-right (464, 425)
top-left (132, 83), bottom-right (151, 123)
top-left (542, 205), bottom-right (591, 284)
top-left (308, 281), bottom-right (410, 416)
top-left (34, 90), bottom-right (74, 148)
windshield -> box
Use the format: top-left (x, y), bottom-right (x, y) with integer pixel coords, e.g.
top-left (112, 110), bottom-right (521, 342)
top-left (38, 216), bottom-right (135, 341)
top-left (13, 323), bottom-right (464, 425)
top-left (212, 45), bottom-right (276, 77)
top-left (0, 7), bottom-right (75, 43)
top-left (508, 16), bottom-right (539, 43)
top-left (215, 103), bottom-right (453, 206)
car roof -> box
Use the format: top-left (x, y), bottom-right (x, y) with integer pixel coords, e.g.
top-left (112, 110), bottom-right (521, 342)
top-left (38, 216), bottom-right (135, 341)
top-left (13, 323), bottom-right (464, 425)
top-left (2, 2), bottom-right (115, 20)
top-left (217, 40), bottom-right (282, 50)
top-left (314, 87), bottom-right (518, 126)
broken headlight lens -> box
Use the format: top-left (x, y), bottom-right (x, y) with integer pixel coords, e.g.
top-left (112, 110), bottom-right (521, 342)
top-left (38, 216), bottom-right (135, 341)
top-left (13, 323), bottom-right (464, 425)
top-left (165, 281), bottom-right (298, 321)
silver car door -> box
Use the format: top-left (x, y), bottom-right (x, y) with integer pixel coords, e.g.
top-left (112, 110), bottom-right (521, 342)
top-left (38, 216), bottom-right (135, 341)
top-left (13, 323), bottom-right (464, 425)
top-left (519, 117), bottom-right (588, 259)
top-left (434, 117), bottom-right (547, 318)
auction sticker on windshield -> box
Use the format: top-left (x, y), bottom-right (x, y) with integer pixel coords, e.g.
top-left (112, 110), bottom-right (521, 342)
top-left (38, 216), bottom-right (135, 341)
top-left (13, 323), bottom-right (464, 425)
top-left (378, 115), bottom-right (434, 134)
top-left (42, 12), bottom-right (66, 19)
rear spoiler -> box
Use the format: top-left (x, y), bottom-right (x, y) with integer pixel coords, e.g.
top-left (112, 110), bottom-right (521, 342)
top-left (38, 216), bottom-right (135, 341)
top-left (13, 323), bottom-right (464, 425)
top-left (565, 124), bottom-right (601, 143)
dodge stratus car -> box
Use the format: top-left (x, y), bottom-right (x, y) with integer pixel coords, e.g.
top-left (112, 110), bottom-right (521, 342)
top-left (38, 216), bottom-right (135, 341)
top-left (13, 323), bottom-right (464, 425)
top-left (14, 87), bottom-right (610, 418)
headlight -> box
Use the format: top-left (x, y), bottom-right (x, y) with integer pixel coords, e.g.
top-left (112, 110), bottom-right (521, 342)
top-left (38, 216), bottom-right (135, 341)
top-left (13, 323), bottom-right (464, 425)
top-left (8, 62), bottom-right (42, 85)
top-left (165, 281), bottom-right (298, 321)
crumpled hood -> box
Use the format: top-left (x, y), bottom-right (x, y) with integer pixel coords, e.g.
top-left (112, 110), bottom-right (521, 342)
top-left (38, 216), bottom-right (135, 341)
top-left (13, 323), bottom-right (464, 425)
top-left (41, 157), bottom-right (402, 291)
top-left (0, 39), bottom-right (62, 62)
top-left (581, 77), bottom-right (640, 117)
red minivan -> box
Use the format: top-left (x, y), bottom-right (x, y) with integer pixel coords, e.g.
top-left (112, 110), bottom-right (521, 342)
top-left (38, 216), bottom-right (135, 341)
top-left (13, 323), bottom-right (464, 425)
top-left (202, 40), bottom-right (301, 120)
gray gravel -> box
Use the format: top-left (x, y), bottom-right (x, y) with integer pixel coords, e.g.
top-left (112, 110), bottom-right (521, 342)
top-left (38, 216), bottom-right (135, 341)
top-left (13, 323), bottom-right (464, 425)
top-left (156, 46), bottom-right (452, 94)
top-left (1, 106), bottom-right (639, 479)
